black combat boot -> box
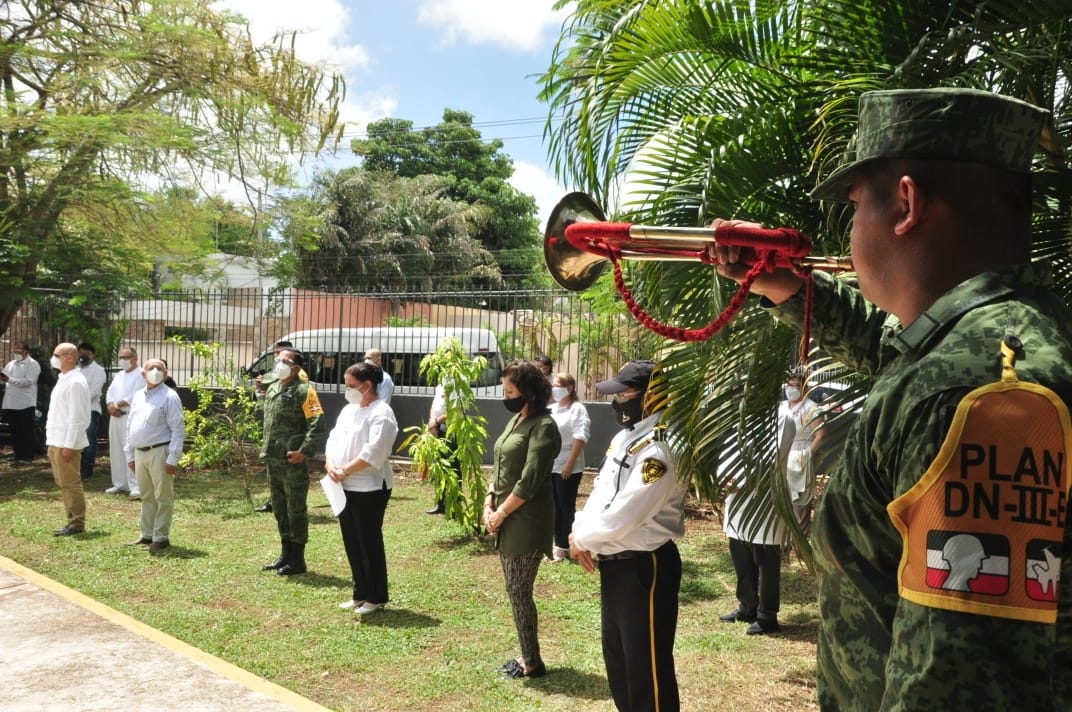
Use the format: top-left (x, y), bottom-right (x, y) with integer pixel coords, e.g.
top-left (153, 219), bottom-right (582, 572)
top-left (277, 543), bottom-right (307, 576)
top-left (262, 541), bottom-right (289, 571)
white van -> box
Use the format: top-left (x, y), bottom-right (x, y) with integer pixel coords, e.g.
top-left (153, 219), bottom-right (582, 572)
top-left (245, 327), bottom-right (505, 395)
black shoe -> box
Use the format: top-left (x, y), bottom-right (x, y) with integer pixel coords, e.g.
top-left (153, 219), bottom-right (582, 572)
top-left (254, 500), bottom-right (273, 513)
top-left (719, 608), bottom-right (757, 623)
top-left (746, 619), bottom-right (780, 635)
top-left (149, 540), bottom-right (170, 553)
top-left (277, 543), bottom-right (306, 575)
top-left (501, 659), bottom-right (546, 680)
top-left (262, 555), bottom-right (288, 570)
top-left (125, 537), bottom-right (152, 546)
top-left (425, 504), bottom-right (445, 515)
top-left (53, 525), bottom-right (84, 537)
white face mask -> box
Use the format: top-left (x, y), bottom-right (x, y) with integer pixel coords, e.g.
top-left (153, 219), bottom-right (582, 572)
top-left (272, 361), bottom-right (293, 380)
top-left (344, 386), bottom-right (362, 405)
top-left (785, 386), bottom-right (802, 402)
top-left (50, 355), bottom-right (62, 370)
top-left (13, 352), bottom-right (24, 362)
top-left (146, 368), bottom-right (165, 385)
top-left (551, 386), bottom-right (569, 402)
top-left (118, 358), bottom-right (132, 371)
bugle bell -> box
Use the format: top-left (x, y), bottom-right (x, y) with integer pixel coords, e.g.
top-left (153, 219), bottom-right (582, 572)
top-left (543, 192), bottom-right (853, 291)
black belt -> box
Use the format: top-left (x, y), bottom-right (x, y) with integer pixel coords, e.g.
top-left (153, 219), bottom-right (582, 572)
top-left (598, 549), bottom-right (647, 561)
top-left (598, 540), bottom-right (674, 562)
top-left (136, 441), bottom-right (170, 452)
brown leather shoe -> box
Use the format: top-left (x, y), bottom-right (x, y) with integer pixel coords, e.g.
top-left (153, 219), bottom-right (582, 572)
top-left (149, 540), bottom-right (170, 552)
top-left (125, 537), bottom-right (152, 546)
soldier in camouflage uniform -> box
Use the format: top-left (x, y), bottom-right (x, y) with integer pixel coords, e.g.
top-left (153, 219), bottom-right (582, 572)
top-left (714, 88), bottom-right (1072, 710)
top-left (253, 340), bottom-right (305, 513)
top-left (260, 349), bottom-right (324, 576)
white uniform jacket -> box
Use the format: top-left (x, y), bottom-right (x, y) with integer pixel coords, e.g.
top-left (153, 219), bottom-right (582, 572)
top-left (572, 412), bottom-right (685, 556)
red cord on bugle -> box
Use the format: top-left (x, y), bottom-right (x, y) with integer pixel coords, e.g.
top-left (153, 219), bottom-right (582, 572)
top-left (543, 191), bottom-right (852, 350)
top-left (563, 221), bottom-right (832, 272)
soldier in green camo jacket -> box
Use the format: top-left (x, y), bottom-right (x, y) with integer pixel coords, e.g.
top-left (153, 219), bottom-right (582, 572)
top-left (714, 88), bottom-right (1072, 710)
top-left (259, 348), bottom-right (325, 576)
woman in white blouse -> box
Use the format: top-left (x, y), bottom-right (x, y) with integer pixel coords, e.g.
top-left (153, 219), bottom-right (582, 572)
top-left (549, 373), bottom-right (591, 561)
top-left (325, 361), bottom-right (399, 615)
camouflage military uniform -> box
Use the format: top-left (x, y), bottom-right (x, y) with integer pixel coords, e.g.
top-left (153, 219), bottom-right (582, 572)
top-left (771, 266), bottom-right (1072, 710)
top-left (260, 377), bottom-right (324, 546)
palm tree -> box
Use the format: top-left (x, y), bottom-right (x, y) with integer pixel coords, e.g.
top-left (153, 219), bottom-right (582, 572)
top-left (540, 0), bottom-right (1072, 562)
top-left (276, 168), bottom-right (501, 293)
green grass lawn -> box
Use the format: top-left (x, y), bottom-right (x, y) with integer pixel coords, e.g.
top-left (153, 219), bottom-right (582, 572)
top-left (0, 457), bottom-right (819, 711)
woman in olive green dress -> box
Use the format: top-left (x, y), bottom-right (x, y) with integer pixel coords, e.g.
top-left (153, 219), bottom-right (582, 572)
top-left (483, 360), bottom-right (561, 680)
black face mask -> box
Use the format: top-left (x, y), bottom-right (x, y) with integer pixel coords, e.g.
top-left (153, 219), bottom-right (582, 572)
top-left (611, 395), bottom-right (644, 429)
top-left (503, 396), bottom-right (526, 413)
top-left (77, 354), bottom-right (90, 366)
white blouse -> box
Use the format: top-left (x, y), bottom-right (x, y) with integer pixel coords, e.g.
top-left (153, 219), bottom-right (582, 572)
top-left (324, 399), bottom-right (398, 493)
top-left (550, 400), bottom-right (591, 474)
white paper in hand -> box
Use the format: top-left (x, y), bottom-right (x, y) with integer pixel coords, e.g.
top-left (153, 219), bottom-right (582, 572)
top-left (320, 474), bottom-right (347, 517)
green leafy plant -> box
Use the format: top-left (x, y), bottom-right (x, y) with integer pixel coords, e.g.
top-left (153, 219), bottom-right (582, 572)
top-left (400, 337), bottom-right (488, 531)
top-left (174, 337), bottom-right (262, 498)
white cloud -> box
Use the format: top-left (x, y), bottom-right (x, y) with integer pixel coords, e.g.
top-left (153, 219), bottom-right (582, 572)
top-left (509, 160), bottom-right (566, 232)
top-left (214, 0), bottom-right (369, 71)
top-left (417, 0), bottom-right (571, 52)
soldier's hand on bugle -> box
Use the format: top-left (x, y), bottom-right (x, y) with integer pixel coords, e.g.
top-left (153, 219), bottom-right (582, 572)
top-left (709, 218), bottom-right (807, 305)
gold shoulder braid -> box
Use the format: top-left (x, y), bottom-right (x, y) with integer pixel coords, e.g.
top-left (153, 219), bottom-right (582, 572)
top-left (627, 423), bottom-right (668, 455)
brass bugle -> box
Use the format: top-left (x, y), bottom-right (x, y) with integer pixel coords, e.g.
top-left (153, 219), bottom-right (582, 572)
top-left (544, 192), bottom-right (853, 291)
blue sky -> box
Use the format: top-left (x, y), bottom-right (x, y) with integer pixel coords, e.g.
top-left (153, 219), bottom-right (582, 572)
top-left (216, 0), bottom-right (573, 228)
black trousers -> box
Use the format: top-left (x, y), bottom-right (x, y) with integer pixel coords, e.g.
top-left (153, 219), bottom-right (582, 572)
top-left (3, 406), bottom-right (35, 459)
top-left (598, 541), bottom-right (681, 712)
top-left (338, 485), bottom-right (392, 605)
top-left (80, 410), bottom-right (100, 477)
top-left (727, 537), bottom-right (781, 622)
top-left (550, 471), bottom-right (582, 549)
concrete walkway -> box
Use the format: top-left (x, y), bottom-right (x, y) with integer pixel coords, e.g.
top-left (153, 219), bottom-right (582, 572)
top-left (0, 556), bottom-right (331, 712)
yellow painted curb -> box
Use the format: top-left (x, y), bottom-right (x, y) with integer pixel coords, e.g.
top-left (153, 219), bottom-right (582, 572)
top-left (0, 555), bottom-right (332, 712)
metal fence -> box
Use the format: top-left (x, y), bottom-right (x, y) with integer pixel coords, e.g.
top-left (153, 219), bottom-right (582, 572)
top-left (4, 286), bottom-right (649, 402)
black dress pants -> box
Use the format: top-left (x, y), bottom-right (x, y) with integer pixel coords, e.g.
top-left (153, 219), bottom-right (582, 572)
top-left (598, 541), bottom-right (681, 712)
top-left (3, 406), bottom-right (35, 459)
top-left (338, 484), bottom-right (392, 605)
top-left (727, 536), bottom-right (781, 622)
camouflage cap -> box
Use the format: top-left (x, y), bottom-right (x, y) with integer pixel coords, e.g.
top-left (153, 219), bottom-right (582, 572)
top-left (811, 88), bottom-right (1049, 202)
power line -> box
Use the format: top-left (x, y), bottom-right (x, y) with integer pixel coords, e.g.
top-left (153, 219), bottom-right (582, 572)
top-left (341, 115), bottom-right (552, 140)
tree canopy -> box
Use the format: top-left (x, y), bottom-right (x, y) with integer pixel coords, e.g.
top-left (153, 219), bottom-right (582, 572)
top-left (0, 0), bottom-right (344, 334)
top-left (273, 167), bottom-right (500, 292)
top-left (352, 110), bottom-right (546, 292)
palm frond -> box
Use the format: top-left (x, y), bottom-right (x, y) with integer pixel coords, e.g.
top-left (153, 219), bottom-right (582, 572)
top-left (542, 0), bottom-right (1072, 562)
